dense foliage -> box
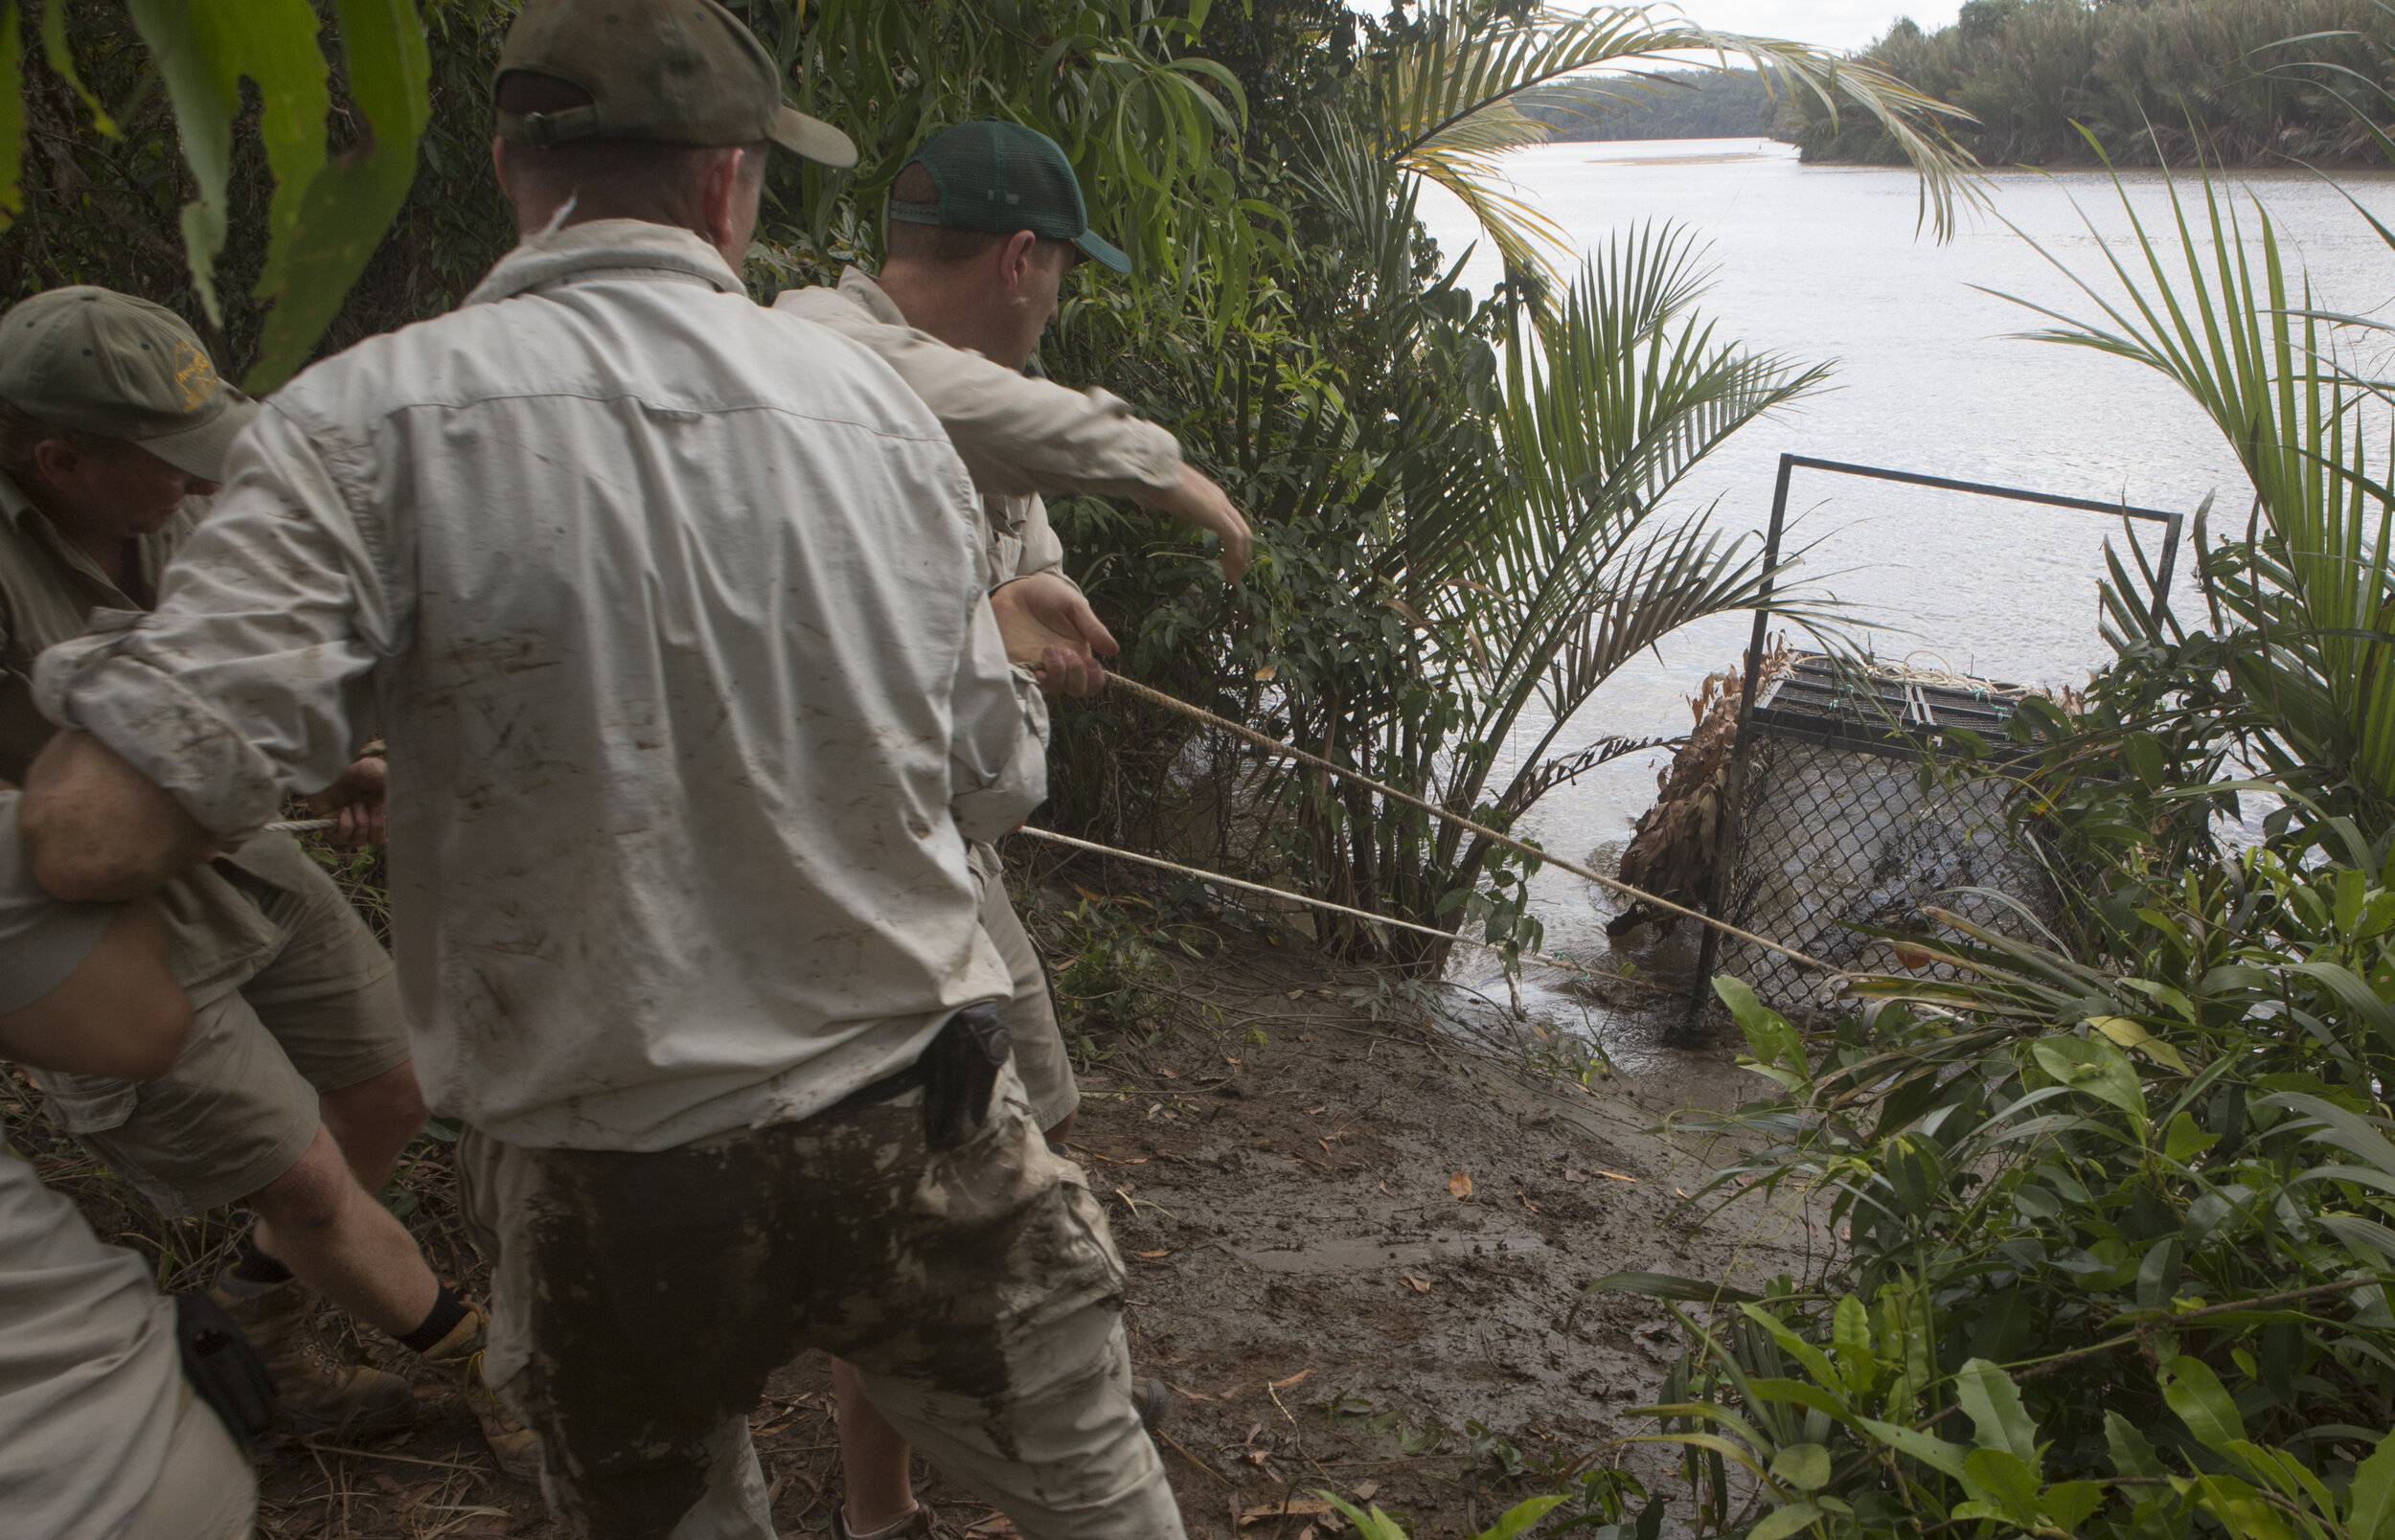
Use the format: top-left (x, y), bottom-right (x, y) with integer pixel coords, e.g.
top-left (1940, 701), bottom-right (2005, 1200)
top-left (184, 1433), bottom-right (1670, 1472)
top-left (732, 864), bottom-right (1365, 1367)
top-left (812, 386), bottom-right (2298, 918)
top-left (0, 0), bottom-right (1967, 966)
top-left (1521, 69), bottom-right (1780, 143)
top-left (1798, 0), bottom-right (2395, 168)
top-left (1574, 126), bottom-right (2395, 1539)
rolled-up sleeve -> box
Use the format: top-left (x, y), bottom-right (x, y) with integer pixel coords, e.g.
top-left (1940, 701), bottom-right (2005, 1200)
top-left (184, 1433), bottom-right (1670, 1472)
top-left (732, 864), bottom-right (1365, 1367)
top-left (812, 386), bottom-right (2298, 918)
top-left (947, 594), bottom-right (1050, 844)
top-left (31, 408), bottom-right (387, 843)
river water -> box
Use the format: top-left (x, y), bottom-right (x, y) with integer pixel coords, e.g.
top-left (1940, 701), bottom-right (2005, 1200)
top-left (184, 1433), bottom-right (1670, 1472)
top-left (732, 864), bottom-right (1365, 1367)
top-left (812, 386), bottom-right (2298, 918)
top-left (1412, 137), bottom-right (2395, 1042)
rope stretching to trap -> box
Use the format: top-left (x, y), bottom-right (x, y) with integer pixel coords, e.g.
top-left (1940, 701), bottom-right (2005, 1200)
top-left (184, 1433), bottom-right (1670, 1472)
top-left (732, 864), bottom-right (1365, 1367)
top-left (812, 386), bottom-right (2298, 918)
top-left (267, 674), bottom-right (1842, 976)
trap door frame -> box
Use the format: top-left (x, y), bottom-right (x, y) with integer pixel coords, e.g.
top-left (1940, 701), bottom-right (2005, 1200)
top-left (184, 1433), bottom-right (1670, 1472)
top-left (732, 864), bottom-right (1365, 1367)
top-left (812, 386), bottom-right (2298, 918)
top-left (1682, 454), bottom-right (2188, 1024)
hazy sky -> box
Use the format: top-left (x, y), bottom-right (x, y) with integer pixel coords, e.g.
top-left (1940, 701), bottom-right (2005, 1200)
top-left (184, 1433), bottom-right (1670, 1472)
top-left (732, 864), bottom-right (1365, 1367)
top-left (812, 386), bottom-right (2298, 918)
top-left (1664, 1), bottom-right (1960, 52)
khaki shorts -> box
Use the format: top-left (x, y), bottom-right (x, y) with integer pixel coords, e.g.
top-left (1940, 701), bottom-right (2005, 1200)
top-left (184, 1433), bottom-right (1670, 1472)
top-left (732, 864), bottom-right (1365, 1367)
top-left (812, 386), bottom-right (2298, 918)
top-left (33, 861), bottom-right (407, 1220)
top-left (972, 843), bottom-right (1079, 1132)
top-left (455, 1062), bottom-right (1182, 1540)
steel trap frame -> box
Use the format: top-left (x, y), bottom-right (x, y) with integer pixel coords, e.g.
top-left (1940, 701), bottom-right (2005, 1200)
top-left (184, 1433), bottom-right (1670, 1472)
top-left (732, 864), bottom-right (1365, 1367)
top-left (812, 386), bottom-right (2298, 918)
top-left (1684, 455), bottom-right (2187, 1022)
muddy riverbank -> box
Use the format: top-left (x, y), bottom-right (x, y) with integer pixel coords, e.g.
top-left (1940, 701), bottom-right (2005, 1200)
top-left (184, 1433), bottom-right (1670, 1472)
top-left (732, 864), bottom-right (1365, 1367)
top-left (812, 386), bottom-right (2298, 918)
top-left (16, 912), bottom-right (1806, 1540)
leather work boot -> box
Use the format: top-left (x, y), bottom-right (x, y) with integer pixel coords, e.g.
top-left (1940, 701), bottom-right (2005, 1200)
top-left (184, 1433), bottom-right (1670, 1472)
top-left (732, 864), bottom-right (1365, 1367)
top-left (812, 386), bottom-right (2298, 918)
top-left (418, 1301), bottom-right (543, 1483)
top-left (209, 1274), bottom-right (416, 1438)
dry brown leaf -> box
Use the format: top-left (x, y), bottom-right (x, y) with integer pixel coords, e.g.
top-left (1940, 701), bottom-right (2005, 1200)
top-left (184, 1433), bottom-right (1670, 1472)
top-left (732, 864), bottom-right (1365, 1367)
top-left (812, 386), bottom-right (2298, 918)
top-left (1353, 1480), bottom-right (1380, 1501)
top-left (1400, 1273), bottom-right (1431, 1293)
top-left (1254, 663), bottom-right (1277, 681)
top-left (1287, 988), bottom-right (1305, 1000)
top-left (1240, 1498), bottom-right (1334, 1525)
top-left (1564, 1168), bottom-right (1589, 1183)
top-left (1135, 1249), bottom-right (1171, 1258)
top-left (1448, 1170), bottom-right (1473, 1199)
top-left (1269, 1368), bottom-right (1312, 1389)
top-left (1161, 1068), bottom-right (1181, 1078)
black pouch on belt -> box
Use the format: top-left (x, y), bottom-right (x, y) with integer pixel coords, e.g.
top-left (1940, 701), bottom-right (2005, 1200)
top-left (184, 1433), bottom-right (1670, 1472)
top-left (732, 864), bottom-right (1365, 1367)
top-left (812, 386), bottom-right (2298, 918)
top-left (174, 1289), bottom-right (278, 1459)
top-left (922, 1002), bottom-right (1011, 1151)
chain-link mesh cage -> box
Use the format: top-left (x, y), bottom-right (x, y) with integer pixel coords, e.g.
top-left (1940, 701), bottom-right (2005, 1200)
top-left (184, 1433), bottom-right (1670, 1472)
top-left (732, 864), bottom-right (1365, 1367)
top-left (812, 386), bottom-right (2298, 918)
top-left (1711, 657), bottom-right (2062, 1017)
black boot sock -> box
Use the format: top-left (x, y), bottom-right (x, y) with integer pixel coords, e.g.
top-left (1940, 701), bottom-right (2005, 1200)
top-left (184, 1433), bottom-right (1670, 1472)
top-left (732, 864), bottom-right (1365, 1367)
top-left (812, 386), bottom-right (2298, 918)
top-left (230, 1235), bottom-right (294, 1286)
top-left (399, 1283), bottom-right (471, 1355)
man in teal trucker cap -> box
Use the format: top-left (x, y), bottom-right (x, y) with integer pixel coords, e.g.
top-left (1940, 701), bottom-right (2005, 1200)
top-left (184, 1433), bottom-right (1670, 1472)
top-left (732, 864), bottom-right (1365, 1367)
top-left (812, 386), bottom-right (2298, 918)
top-left (888, 118), bottom-right (1129, 272)
top-left (779, 118), bottom-right (1249, 1540)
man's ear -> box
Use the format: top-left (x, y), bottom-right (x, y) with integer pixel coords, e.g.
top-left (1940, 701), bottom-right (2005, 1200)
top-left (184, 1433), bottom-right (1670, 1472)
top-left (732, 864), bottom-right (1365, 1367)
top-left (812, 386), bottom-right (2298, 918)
top-left (994, 229), bottom-right (1041, 292)
top-left (29, 438), bottom-right (79, 493)
top-left (697, 146), bottom-right (754, 262)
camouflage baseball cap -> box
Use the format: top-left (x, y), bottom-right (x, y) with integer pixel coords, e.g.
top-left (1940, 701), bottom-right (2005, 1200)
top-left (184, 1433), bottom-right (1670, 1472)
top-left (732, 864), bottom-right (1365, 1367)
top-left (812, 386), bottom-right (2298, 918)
top-left (0, 287), bottom-right (256, 481)
top-left (495, 0), bottom-right (855, 167)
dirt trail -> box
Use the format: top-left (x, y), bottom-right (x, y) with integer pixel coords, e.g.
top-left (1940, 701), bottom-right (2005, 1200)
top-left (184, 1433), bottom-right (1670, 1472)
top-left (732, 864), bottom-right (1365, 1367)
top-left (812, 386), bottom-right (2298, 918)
top-left (25, 928), bottom-right (1810, 1540)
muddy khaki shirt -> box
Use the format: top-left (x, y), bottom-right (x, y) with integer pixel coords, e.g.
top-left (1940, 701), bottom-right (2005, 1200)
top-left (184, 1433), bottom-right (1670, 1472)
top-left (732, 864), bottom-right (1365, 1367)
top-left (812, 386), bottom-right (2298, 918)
top-left (772, 267), bottom-right (1183, 585)
top-left (0, 473), bottom-right (323, 1003)
top-left (35, 220), bottom-right (1048, 1152)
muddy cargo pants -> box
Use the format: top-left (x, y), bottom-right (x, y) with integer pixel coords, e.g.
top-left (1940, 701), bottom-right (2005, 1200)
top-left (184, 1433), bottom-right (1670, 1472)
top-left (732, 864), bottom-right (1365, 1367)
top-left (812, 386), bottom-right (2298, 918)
top-left (457, 1061), bottom-right (1183, 1540)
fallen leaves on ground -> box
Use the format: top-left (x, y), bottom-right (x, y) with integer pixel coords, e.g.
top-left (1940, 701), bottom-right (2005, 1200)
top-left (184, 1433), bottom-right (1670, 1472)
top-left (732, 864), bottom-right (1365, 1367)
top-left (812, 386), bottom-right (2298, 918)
top-left (1240, 1497), bottom-right (1334, 1526)
top-left (1400, 1273), bottom-right (1431, 1293)
top-left (1448, 1170), bottom-right (1473, 1199)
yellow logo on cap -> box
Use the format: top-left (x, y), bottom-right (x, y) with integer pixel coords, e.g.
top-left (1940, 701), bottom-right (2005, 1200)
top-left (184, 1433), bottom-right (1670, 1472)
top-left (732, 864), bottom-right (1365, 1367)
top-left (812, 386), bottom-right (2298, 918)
top-left (171, 337), bottom-right (217, 412)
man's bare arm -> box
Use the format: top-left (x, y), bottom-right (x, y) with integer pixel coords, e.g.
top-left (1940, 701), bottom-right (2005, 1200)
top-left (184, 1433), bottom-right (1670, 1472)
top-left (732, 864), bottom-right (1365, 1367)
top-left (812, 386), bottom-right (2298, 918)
top-left (21, 730), bottom-right (218, 901)
top-left (1132, 464), bottom-right (1252, 582)
top-left (0, 896), bottom-right (191, 1078)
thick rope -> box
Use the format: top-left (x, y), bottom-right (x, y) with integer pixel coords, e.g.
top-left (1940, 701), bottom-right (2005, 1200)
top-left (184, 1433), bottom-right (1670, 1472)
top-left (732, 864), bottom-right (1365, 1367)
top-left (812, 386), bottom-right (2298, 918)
top-left (268, 669), bottom-right (1841, 979)
top-left (1016, 825), bottom-right (1507, 950)
top-left (1104, 673), bottom-right (1841, 976)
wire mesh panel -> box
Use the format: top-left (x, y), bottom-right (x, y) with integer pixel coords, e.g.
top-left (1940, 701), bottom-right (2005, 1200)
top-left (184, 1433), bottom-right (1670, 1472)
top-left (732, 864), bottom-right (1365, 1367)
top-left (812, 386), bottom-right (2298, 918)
top-left (1713, 657), bottom-right (2062, 1016)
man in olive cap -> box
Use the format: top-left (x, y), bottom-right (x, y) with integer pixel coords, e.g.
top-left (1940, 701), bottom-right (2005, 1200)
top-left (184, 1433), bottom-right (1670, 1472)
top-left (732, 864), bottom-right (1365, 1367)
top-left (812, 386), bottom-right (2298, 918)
top-left (0, 286), bottom-right (536, 1477)
top-left (775, 118), bottom-right (1248, 1539)
top-left (18, 4), bottom-right (1186, 1538)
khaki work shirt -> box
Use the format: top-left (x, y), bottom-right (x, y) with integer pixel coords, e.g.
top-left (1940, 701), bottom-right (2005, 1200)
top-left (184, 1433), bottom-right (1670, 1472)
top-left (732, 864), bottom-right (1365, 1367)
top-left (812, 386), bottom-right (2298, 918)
top-left (36, 220), bottom-right (1047, 1152)
top-left (0, 473), bottom-right (316, 1001)
top-left (772, 267), bottom-right (1184, 587)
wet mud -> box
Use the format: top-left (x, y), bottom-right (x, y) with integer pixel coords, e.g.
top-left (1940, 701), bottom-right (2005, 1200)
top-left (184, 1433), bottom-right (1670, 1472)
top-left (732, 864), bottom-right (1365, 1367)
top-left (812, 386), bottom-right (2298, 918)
top-left (200, 927), bottom-right (1812, 1540)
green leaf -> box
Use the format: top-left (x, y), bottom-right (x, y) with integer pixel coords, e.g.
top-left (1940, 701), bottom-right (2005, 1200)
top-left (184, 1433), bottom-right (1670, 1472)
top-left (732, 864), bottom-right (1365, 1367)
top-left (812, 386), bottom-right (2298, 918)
top-left (1832, 1294), bottom-right (1878, 1396)
top-left (40, 0), bottom-right (113, 135)
top-left (1472, 1495), bottom-right (1568, 1540)
top-left (125, 0), bottom-right (331, 327)
top-left (2346, 1424), bottom-right (2395, 1540)
top-left (2125, 730), bottom-right (2165, 785)
top-left (246, 0), bottom-right (432, 392)
top-left (1771, 1442), bottom-right (1832, 1492)
top-left (1962, 1447), bottom-right (2043, 1529)
top-left (2190, 1474), bottom-right (2299, 1540)
top-left (1857, 1416), bottom-right (1971, 1480)
top-left (2161, 1355), bottom-right (2247, 1453)
top-left (2163, 1110), bottom-right (2220, 1164)
top-left (1746, 1504), bottom-right (1823, 1540)
top-left (1319, 1494), bottom-right (1410, 1540)
top-left (2117, 1408), bottom-right (2175, 1484)
top-left (1717, 975), bottom-right (1806, 1073)
top-left (1955, 1358), bottom-right (2041, 1470)
top-left (2031, 1033), bottom-right (2148, 1121)
top-left (0, 2), bottom-right (23, 233)
top-left (2041, 1480), bottom-right (2105, 1530)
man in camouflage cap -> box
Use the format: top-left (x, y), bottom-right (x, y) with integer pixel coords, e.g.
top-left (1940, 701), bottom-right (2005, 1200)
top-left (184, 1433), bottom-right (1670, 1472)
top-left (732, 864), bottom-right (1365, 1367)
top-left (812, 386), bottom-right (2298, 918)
top-left (19, 2), bottom-right (1187, 1535)
top-left (0, 286), bottom-right (536, 1478)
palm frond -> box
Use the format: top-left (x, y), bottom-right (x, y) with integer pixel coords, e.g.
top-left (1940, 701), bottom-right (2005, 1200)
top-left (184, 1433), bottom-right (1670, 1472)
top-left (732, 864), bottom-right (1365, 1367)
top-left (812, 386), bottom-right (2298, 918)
top-left (1361, 2), bottom-right (1981, 275)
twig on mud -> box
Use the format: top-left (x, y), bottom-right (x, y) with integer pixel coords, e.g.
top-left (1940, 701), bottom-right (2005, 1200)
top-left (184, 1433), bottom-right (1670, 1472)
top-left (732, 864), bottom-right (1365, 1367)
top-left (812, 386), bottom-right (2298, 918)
top-left (1154, 1427), bottom-right (1235, 1487)
top-left (297, 1441), bottom-right (490, 1475)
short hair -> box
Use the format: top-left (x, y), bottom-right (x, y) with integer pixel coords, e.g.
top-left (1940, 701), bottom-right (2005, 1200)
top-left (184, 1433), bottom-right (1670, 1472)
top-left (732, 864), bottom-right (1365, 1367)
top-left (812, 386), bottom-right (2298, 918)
top-left (0, 396), bottom-right (118, 487)
top-left (494, 73), bottom-right (767, 224)
top-left (883, 163), bottom-right (1078, 268)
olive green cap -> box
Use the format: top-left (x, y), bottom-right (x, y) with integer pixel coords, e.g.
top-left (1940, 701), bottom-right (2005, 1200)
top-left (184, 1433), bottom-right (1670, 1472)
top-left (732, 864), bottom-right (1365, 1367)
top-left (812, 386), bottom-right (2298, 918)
top-left (494, 0), bottom-right (855, 168)
top-left (891, 120), bottom-right (1130, 274)
top-left (0, 287), bottom-right (256, 481)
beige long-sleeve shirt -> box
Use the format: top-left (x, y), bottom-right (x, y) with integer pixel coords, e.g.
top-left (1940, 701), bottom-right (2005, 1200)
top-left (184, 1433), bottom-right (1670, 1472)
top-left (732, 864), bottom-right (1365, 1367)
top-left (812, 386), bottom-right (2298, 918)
top-left (772, 267), bottom-right (1183, 586)
top-left (34, 221), bottom-right (1048, 1151)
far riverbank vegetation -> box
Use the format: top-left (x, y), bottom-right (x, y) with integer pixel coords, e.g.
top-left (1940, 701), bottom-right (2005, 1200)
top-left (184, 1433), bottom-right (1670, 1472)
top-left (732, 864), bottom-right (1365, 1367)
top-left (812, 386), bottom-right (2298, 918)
top-left (13, 3), bottom-right (2395, 1538)
top-left (1801, 0), bottom-right (2395, 167)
